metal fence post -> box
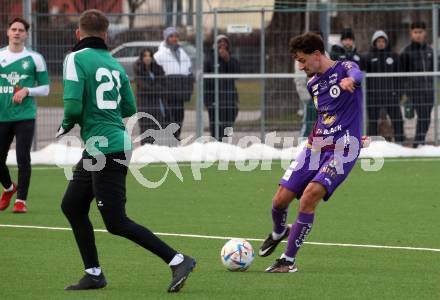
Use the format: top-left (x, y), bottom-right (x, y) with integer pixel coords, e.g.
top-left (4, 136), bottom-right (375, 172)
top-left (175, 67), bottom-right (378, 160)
top-left (195, 0), bottom-right (204, 138)
top-left (23, 0), bottom-right (32, 46)
top-left (213, 9), bottom-right (219, 140)
top-left (260, 8), bottom-right (266, 141)
top-left (24, 0), bottom-right (38, 150)
top-left (432, 4), bottom-right (439, 145)
top-left (362, 74), bottom-right (367, 136)
top-left (319, 0), bottom-right (330, 51)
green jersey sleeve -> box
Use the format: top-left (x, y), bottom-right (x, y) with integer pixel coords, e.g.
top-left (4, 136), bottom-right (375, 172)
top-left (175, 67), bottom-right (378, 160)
top-left (61, 51), bottom-right (87, 129)
top-left (120, 74), bottom-right (137, 118)
top-left (63, 51), bottom-right (85, 100)
top-left (61, 98), bottom-right (82, 130)
top-left (33, 53), bottom-right (49, 85)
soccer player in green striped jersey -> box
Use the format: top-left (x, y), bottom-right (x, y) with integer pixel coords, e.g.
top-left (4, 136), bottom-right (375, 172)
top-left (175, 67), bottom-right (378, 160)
top-left (57, 9), bottom-right (195, 293)
top-left (0, 17), bottom-right (50, 213)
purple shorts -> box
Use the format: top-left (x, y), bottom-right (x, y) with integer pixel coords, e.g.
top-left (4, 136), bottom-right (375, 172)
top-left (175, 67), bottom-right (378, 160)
top-left (280, 148), bottom-right (358, 201)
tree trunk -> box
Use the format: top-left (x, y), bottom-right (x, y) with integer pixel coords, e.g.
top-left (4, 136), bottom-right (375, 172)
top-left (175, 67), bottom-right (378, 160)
top-left (265, 0), bottom-right (305, 130)
top-left (127, 0), bottom-right (147, 29)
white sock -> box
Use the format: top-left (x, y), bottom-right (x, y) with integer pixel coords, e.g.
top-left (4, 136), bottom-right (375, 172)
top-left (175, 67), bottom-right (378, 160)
top-left (15, 199), bottom-right (25, 204)
top-left (4, 184), bottom-right (14, 192)
top-left (280, 253), bottom-right (295, 263)
top-left (85, 267), bottom-right (101, 276)
top-left (272, 227), bottom-right (287, 241)
top-left (168, 253), bottom-right (184, 266)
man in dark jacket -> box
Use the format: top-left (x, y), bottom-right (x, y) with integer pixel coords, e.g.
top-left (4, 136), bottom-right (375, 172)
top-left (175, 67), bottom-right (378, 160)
top-left (330, 28), bottom-right (361, 64)
top-left (363, 30), bottom-right (405, 142)
top-left (204, 34), bottom-right (240, 140)
top-left (400, 21), bottom-right (434, 147)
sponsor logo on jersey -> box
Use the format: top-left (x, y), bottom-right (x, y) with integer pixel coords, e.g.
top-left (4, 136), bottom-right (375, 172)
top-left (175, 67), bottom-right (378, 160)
top-left (0, 72), bottom-right (28, 86)
top-left (22, 60), bottom-right (30, 70)
top-left (0, 86), bottom-right (14, 94)
top-left (316, 124), bottom-right (342, 135)
top-left (329, 85), bottom-right (341, 98)
top-left (319, 164), bottom-right (337, 179)
top-left (329, 73), bottom-right (338, 85)
top-left (319, 80), bottom-right (328, 90)
top-left (322, 112), bottom-right (337, 126)
top-left (342, 61), bottom-right (352, 70)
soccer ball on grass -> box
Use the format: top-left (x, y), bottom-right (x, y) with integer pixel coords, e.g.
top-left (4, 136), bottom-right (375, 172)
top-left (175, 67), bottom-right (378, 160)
top-left (220, 238), bottom-right (255, 271)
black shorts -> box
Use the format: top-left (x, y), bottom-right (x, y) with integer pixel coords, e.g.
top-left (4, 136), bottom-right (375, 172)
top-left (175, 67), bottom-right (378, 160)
top-left (70, 151), bottom-right (130, 211)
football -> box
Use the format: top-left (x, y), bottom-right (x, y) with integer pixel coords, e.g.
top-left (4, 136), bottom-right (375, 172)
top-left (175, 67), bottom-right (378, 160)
top-left (220, 238), bottom-right (255, 271)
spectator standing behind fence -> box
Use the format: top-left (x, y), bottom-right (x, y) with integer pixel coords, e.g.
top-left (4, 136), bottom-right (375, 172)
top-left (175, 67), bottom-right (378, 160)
top-left (362, 30), bottom-right (405, 143)
top-left (204, 34), bottom-right (240, 140)
top-left (0, 18), bottom-right (50, 213)
top-left (134, 48), bottom-right (168, 145)
top-left (330, 28), bottom-right (361, 65)
top-left (400, 21), bottom-right (434, 148)
top-left (154, 27), bottom-right (193, 141)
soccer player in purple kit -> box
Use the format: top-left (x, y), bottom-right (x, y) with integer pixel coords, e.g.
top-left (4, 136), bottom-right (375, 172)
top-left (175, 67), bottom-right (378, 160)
top-left (259, 32), bottom-right (363, 272)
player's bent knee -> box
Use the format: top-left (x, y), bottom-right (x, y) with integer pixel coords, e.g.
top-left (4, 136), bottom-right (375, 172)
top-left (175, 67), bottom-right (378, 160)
top-left (104, 222), bottom-right (126, 236)
top-left (299, 183), bottom-right (326, 212)
top-left (272, 186), bottom-right (296, 208)
top-left (61, 200), bottom-right (75, 218)
top-left (102, 216), bottom-right (132, 236)
top-left (298, 198), bottom-right (318, 213)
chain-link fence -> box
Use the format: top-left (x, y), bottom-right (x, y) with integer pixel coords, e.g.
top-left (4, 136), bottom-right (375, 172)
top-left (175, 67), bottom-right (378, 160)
top-left (1, 1), bottom-right (439, 149)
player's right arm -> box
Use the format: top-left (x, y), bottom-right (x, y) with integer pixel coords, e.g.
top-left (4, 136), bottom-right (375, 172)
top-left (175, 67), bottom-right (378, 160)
top-left (56, 52), bottom-right (85, 137)
top-left (340, 61), bottom-right (363, 93)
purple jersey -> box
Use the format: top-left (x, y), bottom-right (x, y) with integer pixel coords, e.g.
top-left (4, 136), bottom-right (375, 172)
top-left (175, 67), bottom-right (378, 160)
top-left (307, 61), bottom-right (363, 152)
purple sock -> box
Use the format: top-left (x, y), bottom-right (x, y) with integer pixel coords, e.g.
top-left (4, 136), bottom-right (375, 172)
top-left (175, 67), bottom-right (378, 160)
top-left (284, 212), bottom-right (314, 259)
top-left (272, 206), bottom-right (288, 235)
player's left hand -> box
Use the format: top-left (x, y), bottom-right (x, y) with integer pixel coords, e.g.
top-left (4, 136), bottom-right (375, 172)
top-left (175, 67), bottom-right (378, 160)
top-left (12, 88), bottom-right (29, 104)
top-left (339, 77), bottom-right (356, 93)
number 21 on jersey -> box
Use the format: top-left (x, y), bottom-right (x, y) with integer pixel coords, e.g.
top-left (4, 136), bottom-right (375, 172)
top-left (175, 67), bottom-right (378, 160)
top-left (96, 67), bottom-right (121, 110)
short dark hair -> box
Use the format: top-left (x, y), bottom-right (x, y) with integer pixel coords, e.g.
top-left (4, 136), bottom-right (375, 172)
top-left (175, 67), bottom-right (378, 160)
top-left (289, 32), bottom-right (325, 56)
top-left (410, 21), bottom-right (426, 30)
top-left (79, 9), bottom-right (109, 36)
top-left (8, 17), bottom-right (30, 32)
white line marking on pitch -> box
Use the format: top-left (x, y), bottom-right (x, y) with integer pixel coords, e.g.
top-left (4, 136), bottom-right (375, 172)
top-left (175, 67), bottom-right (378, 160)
top-left (1, 223), bottom-right (439, 253)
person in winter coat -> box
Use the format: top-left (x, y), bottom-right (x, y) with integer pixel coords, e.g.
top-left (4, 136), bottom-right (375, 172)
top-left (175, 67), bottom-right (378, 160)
top-left (154, 27), bottom-right (193, 141)
top-left (134, 48), bottom-right (168, 145)
top-left (400, 21), bottom-right (434, 147)
top-left (330, 28), bottom-right (362, 65)
top-left (362, 30), bottom-right (405, 142)
top-left (204, 34), bottom-right (240, 140)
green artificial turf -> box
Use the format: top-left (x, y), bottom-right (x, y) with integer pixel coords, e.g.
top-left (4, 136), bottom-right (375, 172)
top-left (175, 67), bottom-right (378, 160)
top-left (0, 159), bottom-right (439, 299)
